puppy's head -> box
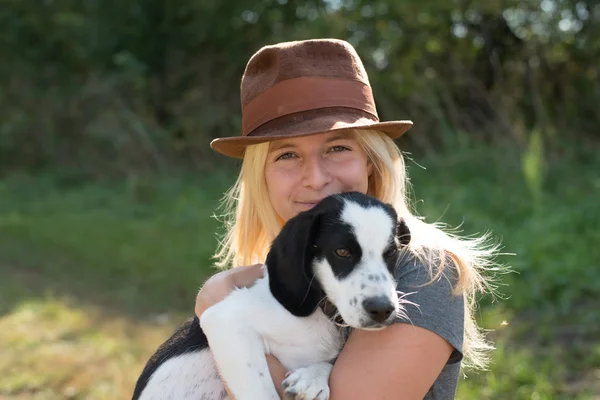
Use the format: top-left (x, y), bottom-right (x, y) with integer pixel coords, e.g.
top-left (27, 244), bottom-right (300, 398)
top-left (266, 192), bottom-right (410, 329)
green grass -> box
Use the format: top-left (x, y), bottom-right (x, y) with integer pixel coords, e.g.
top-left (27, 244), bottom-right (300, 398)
top-left (1, 140), bottom-right (599, 399)
top-left (0, 171), bottom-right (234, 315)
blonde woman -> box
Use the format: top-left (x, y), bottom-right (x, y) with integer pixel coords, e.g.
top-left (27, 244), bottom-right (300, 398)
top-left (196, 38), bottom-right (499, 399)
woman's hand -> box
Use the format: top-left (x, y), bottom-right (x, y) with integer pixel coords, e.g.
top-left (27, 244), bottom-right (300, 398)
top-left (195, 263), bottom-right (265, 319)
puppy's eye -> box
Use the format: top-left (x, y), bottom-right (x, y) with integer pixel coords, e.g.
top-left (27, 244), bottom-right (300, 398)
top-left (335, 248), bottom-right (351, 258)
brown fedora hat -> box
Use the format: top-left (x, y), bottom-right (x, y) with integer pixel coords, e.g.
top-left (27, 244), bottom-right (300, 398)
top-left (210, 38), bottom-right (413, 158)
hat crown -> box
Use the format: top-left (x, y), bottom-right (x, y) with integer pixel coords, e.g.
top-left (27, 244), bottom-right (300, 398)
top-left (209, 38), bottom-right (413, 158)
top-left (241, 39), bottom-right (371, 107)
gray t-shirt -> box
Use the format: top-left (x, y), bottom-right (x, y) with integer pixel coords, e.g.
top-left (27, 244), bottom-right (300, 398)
top-left (394, 249), bottom-right (465, 399)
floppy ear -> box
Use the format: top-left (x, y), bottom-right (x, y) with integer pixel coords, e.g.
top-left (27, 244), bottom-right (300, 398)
top-left (266, 210), bottom-right (323, 317)
top-left (396, 217), bottom-right (411, 247)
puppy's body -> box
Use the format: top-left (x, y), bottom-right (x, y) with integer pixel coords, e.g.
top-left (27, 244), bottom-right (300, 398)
top-left (134, 276), bottom-right (343, 400)
top-left (133, 192), bottom-right (411, 400)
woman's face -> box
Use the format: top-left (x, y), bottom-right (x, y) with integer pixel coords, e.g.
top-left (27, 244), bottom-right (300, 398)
top-left (264, 131), bottom-right (372, 222)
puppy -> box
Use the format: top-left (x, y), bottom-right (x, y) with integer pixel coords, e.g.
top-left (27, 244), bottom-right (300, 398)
top-left (132, 191), bottom-right (411, 400)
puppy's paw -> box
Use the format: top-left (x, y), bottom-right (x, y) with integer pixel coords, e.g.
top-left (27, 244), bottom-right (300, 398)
top-left (282, 362), bottom-right (333, 400)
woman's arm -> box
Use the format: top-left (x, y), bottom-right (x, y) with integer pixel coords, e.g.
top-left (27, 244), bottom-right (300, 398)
top-left (260, 324), bottom-right (453, 400)
top-left (329, 324), bottom-right (453, 399)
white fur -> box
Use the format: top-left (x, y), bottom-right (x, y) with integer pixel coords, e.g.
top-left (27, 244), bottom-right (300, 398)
top-left (138, 350), bottom-right (226, 400)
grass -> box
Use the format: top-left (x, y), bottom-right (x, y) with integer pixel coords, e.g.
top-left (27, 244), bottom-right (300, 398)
top-left (1, 139), bottom-right (599, 399)
top-left (0, 285), bottom-right (178, 399)
top-left (0, 171), bottom-right (232, 315)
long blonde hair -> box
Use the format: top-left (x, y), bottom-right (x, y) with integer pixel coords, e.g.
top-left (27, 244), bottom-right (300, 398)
top-left (212, 129), bottom-right (502, 371)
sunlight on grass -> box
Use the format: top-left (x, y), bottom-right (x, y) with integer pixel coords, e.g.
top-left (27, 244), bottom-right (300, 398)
top-left (0, 295), bottom-right (182, 399)
top-left (2, 296), bottom-right (596, 399)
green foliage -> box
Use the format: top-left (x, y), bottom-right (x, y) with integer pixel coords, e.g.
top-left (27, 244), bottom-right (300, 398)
top-left (1, 0), bottom-right (598, 175)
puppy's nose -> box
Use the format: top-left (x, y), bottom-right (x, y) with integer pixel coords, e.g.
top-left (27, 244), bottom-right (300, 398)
top-left (362, 296), bottom-right (395, 322)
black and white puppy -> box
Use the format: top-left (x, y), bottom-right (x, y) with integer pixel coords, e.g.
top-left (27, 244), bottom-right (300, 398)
top-left (132, 191), bottom-right (411, 400)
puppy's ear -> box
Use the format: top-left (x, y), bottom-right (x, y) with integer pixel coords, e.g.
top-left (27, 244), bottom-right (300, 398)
top-left (266, 210), bottom-right (322, 317)
top-left (396, 218), bottom-right (411, 247)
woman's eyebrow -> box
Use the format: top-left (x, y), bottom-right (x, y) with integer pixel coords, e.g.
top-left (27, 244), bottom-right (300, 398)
top-left (268, 142), bottom-right (296, 153)
top-left (325, 135), bottom-right (352, 143)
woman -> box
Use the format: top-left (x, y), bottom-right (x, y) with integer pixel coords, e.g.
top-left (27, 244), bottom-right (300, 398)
top-left (196, 38), bottom-right (499, 399)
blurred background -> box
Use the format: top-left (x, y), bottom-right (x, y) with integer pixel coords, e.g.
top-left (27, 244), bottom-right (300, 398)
top-left (0, 0), bottom-right (598, 399)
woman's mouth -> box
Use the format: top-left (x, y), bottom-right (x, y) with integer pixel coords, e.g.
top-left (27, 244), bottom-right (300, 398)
top-left (295, 201), bottom-right (319, 209)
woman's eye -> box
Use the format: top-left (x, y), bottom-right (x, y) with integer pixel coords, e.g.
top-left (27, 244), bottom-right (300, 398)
top-left (329, 145), bottom-right (350, 153)
top-left (275, 152), bottom-right (297, 161)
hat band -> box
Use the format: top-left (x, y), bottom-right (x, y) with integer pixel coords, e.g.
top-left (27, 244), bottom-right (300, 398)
top-left (242, 77), bottom-right (379, 136)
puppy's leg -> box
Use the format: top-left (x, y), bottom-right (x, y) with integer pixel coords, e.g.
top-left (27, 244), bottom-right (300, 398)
top-left (200, 300), bottom-right (279, 400)
top-left (282, 362), bottom-right (333, 400)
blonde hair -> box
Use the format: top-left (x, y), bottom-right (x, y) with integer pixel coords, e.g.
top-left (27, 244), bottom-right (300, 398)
top-left (213, 129), bottom-right (502, 371)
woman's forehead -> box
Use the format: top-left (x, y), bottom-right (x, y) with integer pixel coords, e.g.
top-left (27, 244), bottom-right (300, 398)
top-left (268, 131), bottom-right (356, 152)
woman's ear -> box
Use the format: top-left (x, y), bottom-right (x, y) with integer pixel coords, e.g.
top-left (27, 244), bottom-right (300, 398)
top-left (265, 210), bottom-right (323, 317)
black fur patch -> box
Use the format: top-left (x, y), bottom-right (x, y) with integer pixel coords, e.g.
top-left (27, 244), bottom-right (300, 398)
top-left (132, 316), bottom-right (209, 399)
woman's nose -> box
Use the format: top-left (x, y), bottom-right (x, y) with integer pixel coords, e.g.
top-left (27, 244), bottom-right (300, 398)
top-left (301, 156), bottom-right (331, 190)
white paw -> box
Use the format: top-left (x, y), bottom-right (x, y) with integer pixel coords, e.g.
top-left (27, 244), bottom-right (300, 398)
top-left (282, 362), bottom-right (333, 400)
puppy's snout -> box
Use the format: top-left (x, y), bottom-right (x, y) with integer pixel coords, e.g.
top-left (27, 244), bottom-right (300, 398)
top-left (362, 296), bottom-right (395, 322)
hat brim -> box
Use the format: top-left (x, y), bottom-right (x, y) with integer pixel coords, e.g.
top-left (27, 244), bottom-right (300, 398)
top-left (210, 112), bottom-right (413, 158)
